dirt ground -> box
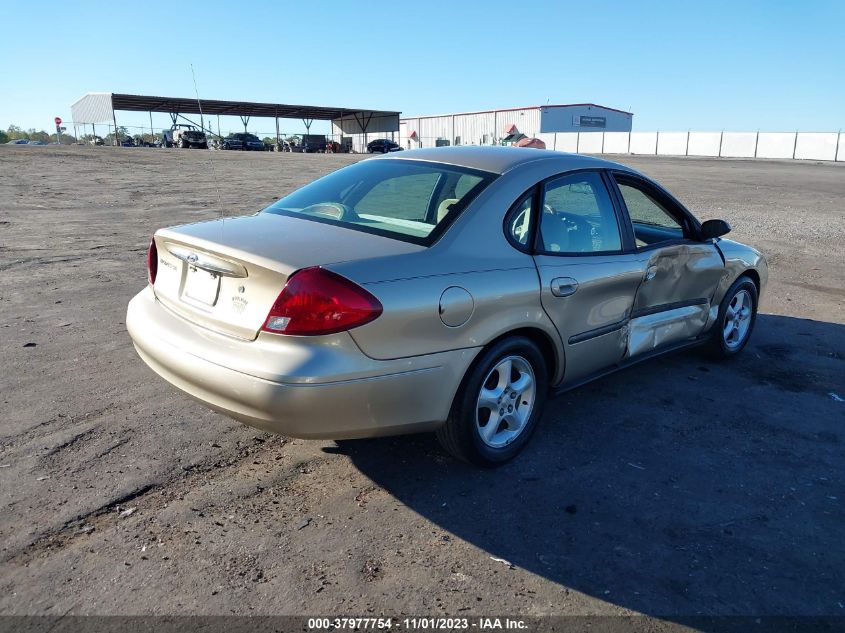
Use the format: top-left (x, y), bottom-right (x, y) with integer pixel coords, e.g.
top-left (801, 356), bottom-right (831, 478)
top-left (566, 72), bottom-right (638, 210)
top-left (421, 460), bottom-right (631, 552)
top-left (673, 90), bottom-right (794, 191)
top-left (1, 146), bottom-right (843, 623)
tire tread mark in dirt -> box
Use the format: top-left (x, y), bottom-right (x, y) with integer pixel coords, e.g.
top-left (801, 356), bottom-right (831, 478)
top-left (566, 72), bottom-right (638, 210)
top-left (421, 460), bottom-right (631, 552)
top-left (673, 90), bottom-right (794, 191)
top-left (40, 428), bottom-right (97, 459)
top-left (0, 255), bottom-right (86, 272)
top-left (7, 482), bottom-right (158, 565)
top-left (0, 405), bottom-right (118, 451)
top-left (6, 436), bottom-right (310, 565)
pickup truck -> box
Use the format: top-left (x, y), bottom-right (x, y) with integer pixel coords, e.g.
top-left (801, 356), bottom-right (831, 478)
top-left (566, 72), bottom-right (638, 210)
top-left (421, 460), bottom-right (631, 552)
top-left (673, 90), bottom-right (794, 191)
top-left (162, 125), bottom-right (208, 149)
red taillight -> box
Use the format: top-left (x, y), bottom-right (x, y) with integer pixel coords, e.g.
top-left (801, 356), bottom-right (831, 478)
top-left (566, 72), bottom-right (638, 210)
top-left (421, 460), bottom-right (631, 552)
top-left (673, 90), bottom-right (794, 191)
top-left (262, 267), bottom-right (383, 336)
top-left (147, 238), bottom-right (158, 285)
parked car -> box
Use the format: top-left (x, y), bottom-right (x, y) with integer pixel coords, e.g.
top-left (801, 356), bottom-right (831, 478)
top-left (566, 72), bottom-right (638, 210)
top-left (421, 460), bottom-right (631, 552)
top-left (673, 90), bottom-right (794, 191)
top-left (220, 134), bottom-right (243, 150)
top-left (6, 139), bottom-right (29, 145)
top-left (300, 134), bottom-right (327, 153)
top-left (367, 138), bottom-right (401, 153)
top-left (162, 125), bottom-right (207, 149)
top-left (240, 133), bottom-right (266, 151)
top-left (127, 147), bottom-right (767, 466)
top-left (220, 133), bottom-right (264, 151)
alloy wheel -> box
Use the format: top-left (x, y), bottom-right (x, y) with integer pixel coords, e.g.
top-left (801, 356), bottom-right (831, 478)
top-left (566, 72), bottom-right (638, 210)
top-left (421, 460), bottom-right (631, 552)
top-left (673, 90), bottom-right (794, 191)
top-left (723, 288), bottom-right (753, 349)
top-left (476, 355), bottom-right (536, 448)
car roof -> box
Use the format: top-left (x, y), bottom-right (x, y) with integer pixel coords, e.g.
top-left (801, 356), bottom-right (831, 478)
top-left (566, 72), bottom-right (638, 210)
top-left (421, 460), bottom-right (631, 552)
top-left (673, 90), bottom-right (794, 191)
top-left (373, 145), bottom-right (633, 176)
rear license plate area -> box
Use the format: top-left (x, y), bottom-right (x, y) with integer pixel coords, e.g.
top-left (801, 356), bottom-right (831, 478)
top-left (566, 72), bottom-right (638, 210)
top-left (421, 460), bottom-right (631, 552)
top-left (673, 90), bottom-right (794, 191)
top-left (183, 267), bottom-right (220, 306)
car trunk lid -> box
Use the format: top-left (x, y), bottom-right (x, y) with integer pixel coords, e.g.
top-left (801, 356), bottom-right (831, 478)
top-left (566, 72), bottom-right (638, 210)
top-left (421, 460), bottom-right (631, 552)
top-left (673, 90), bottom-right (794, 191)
top-left (151, 212), bottom-right (423, 340)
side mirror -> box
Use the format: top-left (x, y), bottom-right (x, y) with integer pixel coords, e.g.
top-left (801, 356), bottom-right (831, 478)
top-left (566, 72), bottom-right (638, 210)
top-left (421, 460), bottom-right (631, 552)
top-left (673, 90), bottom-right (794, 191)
top-left (701, 219), bottom-right (731, 240)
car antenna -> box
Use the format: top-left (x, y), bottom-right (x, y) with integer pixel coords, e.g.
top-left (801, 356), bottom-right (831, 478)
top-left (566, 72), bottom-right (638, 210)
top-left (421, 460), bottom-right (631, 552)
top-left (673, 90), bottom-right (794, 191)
top-left (190, 64), bottom-right (223, 235)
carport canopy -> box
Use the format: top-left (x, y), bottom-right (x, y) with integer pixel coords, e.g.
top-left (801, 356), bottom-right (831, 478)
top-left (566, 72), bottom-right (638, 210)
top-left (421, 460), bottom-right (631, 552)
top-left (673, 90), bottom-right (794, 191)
top-left (70, 92), bottom-right (400, 135)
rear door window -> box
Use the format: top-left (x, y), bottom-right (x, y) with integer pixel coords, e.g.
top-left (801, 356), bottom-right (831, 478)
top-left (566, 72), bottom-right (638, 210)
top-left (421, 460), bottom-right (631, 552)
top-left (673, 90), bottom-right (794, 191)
top-left (505, 194), bottom-right (534, 250)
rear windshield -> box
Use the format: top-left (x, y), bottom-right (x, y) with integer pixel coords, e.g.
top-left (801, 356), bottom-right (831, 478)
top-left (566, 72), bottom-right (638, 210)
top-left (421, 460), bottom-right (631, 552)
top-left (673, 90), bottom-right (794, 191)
top-left (264, 159), bottom-right (497, 245)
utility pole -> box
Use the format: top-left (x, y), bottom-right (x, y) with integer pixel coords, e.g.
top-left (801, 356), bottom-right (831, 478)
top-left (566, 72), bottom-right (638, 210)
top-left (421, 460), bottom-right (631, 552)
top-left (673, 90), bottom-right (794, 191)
top-left (112, 109), bottom-right (120, 146)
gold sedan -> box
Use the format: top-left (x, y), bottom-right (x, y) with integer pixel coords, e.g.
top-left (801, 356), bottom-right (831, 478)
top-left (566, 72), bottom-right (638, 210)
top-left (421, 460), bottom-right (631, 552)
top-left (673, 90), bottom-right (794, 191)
top-left (127, 147), bottom-right (767, 466)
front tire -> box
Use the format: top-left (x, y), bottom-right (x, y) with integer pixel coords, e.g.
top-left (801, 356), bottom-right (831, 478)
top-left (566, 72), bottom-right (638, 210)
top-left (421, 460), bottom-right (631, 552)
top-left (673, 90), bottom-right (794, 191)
top-left (706, 276), bottom-right (758, 358)
top-left (436, 336), bottom-right (548, 467)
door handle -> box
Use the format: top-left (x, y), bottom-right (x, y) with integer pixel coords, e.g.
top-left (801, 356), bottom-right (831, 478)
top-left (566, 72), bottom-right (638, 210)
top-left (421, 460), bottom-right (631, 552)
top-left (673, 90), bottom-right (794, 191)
top-left (550, 277), bottom-right (578, 297)
top-left (644, 266), bottom-right (658, 282)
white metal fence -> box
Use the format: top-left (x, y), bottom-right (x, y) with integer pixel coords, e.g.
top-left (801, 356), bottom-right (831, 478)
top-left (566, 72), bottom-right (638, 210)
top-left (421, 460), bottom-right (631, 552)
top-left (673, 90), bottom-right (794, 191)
top-left (71, 123), bottom-right (844, 162)
top-left (407, 131), bottom-right (843, 162)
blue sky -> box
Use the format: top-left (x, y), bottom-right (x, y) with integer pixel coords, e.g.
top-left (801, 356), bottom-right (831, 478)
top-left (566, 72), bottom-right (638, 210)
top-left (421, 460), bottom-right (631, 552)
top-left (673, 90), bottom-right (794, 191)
top-left (1, 0), bottom-right (843, 136)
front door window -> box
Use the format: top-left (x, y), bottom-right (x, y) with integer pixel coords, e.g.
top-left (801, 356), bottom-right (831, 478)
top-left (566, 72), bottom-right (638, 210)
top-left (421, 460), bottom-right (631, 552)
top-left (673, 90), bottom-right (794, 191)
top-left (539, 173), bottom-right (623, 254)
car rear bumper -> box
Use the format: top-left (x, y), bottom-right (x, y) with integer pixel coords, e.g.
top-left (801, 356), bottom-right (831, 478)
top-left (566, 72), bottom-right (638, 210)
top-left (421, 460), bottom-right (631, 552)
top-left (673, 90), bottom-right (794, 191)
top-left (126, 287), bottom-right (477, 439)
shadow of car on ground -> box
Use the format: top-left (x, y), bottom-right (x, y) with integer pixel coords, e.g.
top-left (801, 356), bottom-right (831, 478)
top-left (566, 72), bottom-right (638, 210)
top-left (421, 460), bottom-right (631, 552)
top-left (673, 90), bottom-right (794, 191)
top-left (328, 314), bottom-right (845, 622)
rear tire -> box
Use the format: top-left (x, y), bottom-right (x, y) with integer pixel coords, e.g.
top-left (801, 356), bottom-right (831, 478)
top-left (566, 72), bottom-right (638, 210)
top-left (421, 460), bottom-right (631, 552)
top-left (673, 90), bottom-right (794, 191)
top-left (705, 276), bottom-right (758, 359)
top-left (436, 336), bottom-right (548, 467)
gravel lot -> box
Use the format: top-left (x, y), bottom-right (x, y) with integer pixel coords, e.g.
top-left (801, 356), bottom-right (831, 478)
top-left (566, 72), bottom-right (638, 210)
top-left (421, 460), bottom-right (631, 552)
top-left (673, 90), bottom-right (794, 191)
top-left (1, 146), bottom-right (843, 622)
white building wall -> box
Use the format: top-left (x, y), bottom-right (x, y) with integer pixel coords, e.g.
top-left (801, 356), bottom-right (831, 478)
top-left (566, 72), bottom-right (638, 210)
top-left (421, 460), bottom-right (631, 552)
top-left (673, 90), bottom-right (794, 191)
top-left (400, 118), bottom-right (419, 149)
top-left (410, 110), bottom-right (544, 148)
top-left (453, 111), bottom-right (497, 145)
top-left (497, 108), bottom-right (542, 138)
top-left (540, 105), bottom-right (633, 133)
top-left (418, 116), bottom-right (452, 147)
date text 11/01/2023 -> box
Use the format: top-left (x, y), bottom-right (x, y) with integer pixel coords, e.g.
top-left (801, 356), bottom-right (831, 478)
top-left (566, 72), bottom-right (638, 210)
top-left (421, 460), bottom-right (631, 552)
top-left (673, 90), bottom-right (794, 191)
top-left (307, 617), bottom-right (528, 630)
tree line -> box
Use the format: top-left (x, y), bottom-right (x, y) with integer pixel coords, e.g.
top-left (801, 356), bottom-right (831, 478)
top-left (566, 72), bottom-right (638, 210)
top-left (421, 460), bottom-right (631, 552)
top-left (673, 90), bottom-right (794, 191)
top-left (1, 125), bottom-right (76, 144)
top-left (3, 124), bottom-right (306, 146)
top-left (1, 124), bottom-right (161, 146)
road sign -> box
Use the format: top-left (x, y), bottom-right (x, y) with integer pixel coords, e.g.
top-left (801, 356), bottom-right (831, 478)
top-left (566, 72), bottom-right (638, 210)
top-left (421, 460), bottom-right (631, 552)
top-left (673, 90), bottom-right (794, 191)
top-left (55, 117), bottom-right (62, 126)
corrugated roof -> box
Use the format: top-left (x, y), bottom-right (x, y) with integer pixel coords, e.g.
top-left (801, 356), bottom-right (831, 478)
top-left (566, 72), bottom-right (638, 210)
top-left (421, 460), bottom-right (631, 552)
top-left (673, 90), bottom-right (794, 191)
top-left (109, 93), bottom-right (400, 121)
top-left (70, 93), bottom-right (116, 124)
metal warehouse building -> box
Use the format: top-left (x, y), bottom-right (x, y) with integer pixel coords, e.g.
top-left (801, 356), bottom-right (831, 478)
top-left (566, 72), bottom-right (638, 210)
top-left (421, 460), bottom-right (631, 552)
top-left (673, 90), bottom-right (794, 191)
top-left (335, 103), bottom-right (632, 150)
